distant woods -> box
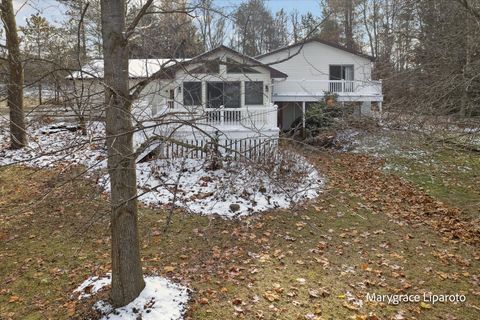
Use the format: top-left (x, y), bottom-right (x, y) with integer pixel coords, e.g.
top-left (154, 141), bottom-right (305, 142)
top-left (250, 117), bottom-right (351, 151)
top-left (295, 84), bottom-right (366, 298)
top-left (1, 0), bottom-right (479, 117)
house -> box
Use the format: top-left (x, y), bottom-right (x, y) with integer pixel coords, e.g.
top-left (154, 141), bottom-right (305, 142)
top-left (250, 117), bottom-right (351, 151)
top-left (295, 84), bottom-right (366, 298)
top-left (69, 40), bottom-right (382, 158)
top-left (139, 45), bottom-right (287, 159)
top-left (66, 58), bottom-right (188, 111)
top-left (256, 39), bottom-right (383, 130)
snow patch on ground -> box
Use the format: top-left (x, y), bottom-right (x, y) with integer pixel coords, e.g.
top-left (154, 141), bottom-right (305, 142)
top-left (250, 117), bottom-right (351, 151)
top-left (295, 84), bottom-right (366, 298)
top-left (335, 128), bottom-right (430, 160)
top-left (0, 120), bottom-right (323, 218)
top-left (74, 275), bottom-right (189, 320)
top-left (101, 154), bottom-right (323, 218)
top-left (0, 120), bottom-right (106, 170)
top-left (74, 274), bottom-right (112, 299)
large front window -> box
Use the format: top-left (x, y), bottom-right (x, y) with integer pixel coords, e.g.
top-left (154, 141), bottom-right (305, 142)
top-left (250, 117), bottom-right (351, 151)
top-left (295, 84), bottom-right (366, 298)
top-left (183, 81), bottom-right (202, 106)
top-left (207, 82), bottom-right (241, 108)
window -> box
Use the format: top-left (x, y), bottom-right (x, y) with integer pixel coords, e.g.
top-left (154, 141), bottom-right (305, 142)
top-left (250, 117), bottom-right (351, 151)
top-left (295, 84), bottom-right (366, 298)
top-left (168, 89), bottom-right (175, 108)
top-left (226, 58), bottom-right (260, 74)
top-left (245, 81), bottom-right (263, 105)
top-left (329, 65), bottom-right (354, 80)
top-left (183, 82), bottom-right (202, 106)
top-left (189, 59), bottom-right (220, 74)
top-left (207, 82), bottom-right (223, 108)
top-left (207, 82), bottom-right (241, 108)
top-left (329, 65), bottom-right (354, 92)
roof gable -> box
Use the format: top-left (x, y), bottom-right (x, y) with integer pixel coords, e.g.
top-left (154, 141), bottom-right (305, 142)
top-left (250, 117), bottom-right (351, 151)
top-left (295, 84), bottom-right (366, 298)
top-left (174, 45), bottom-right (287, 78)
top-left (256, 38), bottom-right (375, 62)
top-left (68, 46), bottom-right (288, 80)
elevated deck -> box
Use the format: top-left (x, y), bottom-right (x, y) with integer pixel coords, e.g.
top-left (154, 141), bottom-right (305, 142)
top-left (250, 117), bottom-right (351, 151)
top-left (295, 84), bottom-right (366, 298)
top-left (271, 79), bottom-right (383, 102)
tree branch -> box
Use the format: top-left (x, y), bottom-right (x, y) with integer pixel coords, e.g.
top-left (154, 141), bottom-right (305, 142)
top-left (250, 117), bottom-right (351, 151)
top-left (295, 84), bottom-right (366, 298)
top-left (124, 0), bottom-right (154, 40)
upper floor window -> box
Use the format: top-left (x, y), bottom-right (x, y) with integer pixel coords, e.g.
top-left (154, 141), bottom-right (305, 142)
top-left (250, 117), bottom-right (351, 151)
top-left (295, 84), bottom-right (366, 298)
top-left (226, 58), bottom-right (260, 74)
top-left (329, 65), bottom-right (354, 92)
top-left (183, 81), bottom-right (202, 106)
top-left (189, 59), bottom-right (220, 74)
top-left (329, 65), bottom-right (354, 80)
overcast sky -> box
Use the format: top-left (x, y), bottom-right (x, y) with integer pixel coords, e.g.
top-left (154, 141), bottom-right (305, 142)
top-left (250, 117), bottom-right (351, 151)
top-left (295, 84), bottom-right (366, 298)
top-left (12, 0), bottom-right (320, 26)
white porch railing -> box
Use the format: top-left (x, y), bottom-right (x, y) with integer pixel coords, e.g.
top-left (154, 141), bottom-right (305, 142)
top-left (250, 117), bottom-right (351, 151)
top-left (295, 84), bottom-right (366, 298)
top-left (329, 80), bottom-right (355, 93)
top-left (200, 106), bottom-right (277, 129)
top-left (153, 104), bottom-right (278, 130)
top-left (272, 79), bottom-right (382, 96)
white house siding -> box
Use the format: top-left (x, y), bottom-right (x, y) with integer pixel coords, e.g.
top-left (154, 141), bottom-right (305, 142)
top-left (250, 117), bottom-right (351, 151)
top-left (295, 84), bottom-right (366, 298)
top-left (172, 49), bottom-right (273, 110)
top-left (69, 78), bottom-right (169, 120)
top-left (257, 41), bottom-right (378, 129)
top-left (133, 50), bottom-right (280, 158)
top-left (257, 41), bottom-right (372, 85)
top-left (70, 48), bottom-right (282, 158)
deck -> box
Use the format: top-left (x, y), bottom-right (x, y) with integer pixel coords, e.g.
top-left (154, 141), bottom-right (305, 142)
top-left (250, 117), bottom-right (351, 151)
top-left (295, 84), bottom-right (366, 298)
top-left (271, 79), bottom-right (383, 102)
top-left (152, 104), bottom-right (278, 132)
top-left (135, 104), bottom-right (279, 159)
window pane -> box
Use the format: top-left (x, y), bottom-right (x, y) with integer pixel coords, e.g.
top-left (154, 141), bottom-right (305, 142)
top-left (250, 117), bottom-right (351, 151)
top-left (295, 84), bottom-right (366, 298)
top-left (226, 58), bottom-right (260, 74)
top-left (343, 65), bottom-right (354, 80)
top-left (224, 82), bottom-right (241, 108)
top-left (207, 82), bottom-right (223, 108)
top-left (207, 82), bottom-right (241, 108)
top-left (183, 82), bottom-right (202, 105)
top-left (190, 59), bottom-right (220, 74)
top-left (245, 81), bottom-right (263, 105)
top-left (329, 65), bottom-right (342, 80)
top-left (206, 60), bottom-right (220, 73)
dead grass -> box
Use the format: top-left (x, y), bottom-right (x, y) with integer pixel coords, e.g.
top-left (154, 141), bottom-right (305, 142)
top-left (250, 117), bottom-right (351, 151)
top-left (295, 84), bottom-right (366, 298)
top-left (0, 147), bottom-right (479, 319)
top-left (0, 97), bottom-right (40, 113)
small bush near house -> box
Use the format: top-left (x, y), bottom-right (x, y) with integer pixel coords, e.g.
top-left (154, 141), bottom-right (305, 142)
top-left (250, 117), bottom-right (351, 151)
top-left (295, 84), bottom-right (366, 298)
top-left (289, 93), bottom-right (345, 147)
top-left (302, 102), bottom-right (343, 137)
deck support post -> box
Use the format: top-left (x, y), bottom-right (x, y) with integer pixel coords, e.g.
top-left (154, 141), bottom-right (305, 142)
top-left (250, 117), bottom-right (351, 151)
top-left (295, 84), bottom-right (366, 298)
top-left (302, 101), bottom-right (306, 138)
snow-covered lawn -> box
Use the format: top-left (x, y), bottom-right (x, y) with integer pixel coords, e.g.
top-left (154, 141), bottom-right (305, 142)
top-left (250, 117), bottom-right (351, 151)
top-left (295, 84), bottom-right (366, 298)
top-left (334, 128), bottom-right (430, 159)
top-left (74, 274), bottom-right (189, 320)
top-left (0, 120), bottom-right (323, 218)
top-left (104, 154), bottom-right (323, 218)
top-left (0, 121), bottom-right (106, 170)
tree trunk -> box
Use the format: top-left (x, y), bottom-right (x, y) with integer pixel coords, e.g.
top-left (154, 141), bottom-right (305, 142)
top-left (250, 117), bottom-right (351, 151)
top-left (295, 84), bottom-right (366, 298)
top-left (38, 83), bottom-right (42, 105)
top-left (344, 0), bottom-right (355, 50)
top-left (1, 0), bottom-right (27, 149)
top-left (101, 0), bottom-right (145, 307)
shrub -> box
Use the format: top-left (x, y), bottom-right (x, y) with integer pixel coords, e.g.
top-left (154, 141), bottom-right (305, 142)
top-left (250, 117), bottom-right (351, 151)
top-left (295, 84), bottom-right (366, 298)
top-left (290, 101), bottom-right (343, 138)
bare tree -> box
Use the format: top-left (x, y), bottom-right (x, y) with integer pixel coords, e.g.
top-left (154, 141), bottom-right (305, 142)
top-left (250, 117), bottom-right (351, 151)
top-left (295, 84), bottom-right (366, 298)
top-left (196, 0), bottom-right (226, 51)
top-left (1, 0), bottom-right (26, 149)
top-left (290, 9), bottom-right (301, 42)
top-left (101, 0), bottom-right (148, 307)
top-left (233, 0), bottom-right (287, 56)
top-left (343, 0), bottom-right (355, 50)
